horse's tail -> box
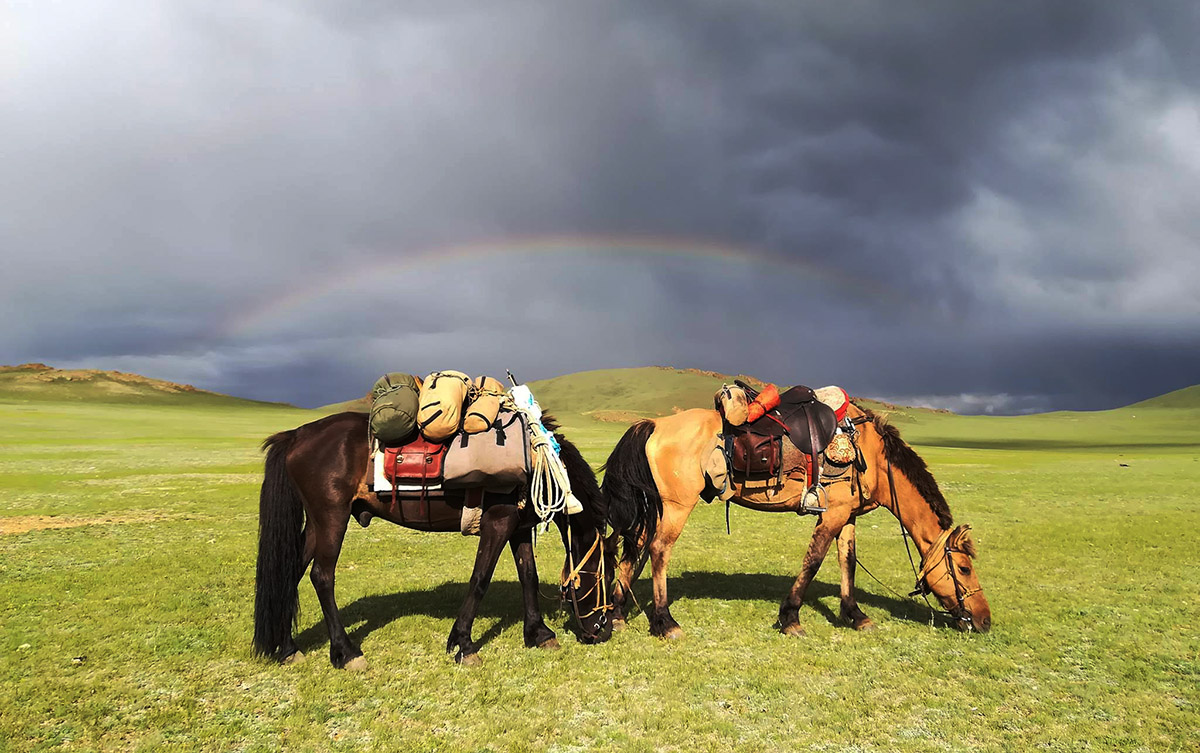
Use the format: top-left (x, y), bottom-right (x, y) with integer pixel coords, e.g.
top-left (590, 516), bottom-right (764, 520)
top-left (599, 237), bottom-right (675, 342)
top-left (253, 429), bottom-right (306, 661)
top-left (601, 420), bottom-right (662, 563)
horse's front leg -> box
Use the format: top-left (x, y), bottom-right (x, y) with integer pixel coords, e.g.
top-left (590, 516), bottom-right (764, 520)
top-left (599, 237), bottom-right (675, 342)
top-left (509, 527), bottom-right (559, 650)
top-left (446, 504), bottom-right (520, 665)
top-left (308, 508), bottom-right (365, 669)
top-left (836, 519), bottom-right (875, 631)
top-left (610, 531), bottom-right (642, 630)
top-left (777, 505), bottom-right (852, 636)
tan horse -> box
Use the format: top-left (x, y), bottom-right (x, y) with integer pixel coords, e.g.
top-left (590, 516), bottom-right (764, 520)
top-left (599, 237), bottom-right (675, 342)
top-left (602, 401), bottom-right (991, 638)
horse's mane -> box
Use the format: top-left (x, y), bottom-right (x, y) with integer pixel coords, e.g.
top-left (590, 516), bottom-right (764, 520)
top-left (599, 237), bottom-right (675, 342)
top-left (542, 413), bottom-right (606, 525)
top-left (856, 404), bottom-right (954, 530)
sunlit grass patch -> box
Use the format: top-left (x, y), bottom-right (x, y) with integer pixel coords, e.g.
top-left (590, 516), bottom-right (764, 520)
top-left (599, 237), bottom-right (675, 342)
top-left (1, 396), bottom-right (1197, 751)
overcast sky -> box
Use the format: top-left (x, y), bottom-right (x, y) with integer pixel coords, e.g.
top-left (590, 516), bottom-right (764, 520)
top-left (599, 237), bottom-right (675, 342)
top-left (3, 1), bottom-right (1198, 413)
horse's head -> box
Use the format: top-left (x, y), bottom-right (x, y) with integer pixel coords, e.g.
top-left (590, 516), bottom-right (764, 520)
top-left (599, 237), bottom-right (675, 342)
top-left (543, 419), bottom-right (615, 645)
top-left (560, 523), bottom-right (614, 644)
top-left (918, 524), bottom-right (991, 633)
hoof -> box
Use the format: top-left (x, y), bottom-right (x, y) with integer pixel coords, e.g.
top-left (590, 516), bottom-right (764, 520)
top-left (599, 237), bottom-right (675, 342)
top-left (611, 618), bottom-right (627, 633)
top-left (282, 650), bottom-right (306, 665)
top-left (457, 652), bottom-right (483, 667)
top-left (343, 656), bottom-right (368, 672)
top-left (536, 638), bottom-right (561, 651)
top-left (780, 623), bottom-right (806, 637)
top-left (661, 626), bottom-right (685, 641)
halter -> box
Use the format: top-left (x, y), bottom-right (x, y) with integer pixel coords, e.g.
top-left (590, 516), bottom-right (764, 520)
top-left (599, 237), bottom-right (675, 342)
top-left (561, 524), bottom-right (612, 640)
top-left (910, 524), bottom-right (981, 622)
top-left (882, 442), bottom-right (979, 627)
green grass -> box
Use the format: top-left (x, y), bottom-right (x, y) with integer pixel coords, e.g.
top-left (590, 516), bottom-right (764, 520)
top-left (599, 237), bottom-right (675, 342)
top-left (1, 376), bottom-right (1198, 751)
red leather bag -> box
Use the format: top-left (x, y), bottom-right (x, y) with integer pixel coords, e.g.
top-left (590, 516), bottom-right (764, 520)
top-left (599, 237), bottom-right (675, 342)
top-left (384, 435), bottom-right (447, 487)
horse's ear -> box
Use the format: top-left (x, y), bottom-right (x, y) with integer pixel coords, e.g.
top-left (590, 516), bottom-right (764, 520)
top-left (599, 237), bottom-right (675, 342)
top-left (953, 525), bottom-right (977, 558)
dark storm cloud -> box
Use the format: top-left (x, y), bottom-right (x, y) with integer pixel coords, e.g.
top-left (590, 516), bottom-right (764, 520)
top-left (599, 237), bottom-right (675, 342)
top-left (3, 1), bottom-right (1198, 410)
top-left (638, 2), bottom-right (1200, 305)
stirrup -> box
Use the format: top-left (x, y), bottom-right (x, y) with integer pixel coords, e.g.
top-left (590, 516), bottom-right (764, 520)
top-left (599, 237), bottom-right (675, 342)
top-left (800, 484), bottom-right (827, 514)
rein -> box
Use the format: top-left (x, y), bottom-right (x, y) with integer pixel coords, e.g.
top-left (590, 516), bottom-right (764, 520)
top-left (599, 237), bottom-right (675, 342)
top-left (561, 524), bottom-right (612, 639)
top-left (877, 439), bottom-right (976, 627)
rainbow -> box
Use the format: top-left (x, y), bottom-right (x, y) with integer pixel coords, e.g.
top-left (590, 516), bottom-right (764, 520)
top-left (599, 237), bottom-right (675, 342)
top-left (216, 235), bottom-right (886, 340)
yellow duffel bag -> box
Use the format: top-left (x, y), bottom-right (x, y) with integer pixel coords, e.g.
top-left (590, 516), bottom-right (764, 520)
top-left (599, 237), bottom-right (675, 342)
top-left (463, 376), bottom-right (507, 434)
top-left (417, 370), bottom-right (471, 442)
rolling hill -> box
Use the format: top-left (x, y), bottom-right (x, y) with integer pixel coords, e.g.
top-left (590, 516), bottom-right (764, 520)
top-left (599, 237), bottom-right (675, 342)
top-left (320, 365), bottom-right (1199, 428)
top-left (1123, 383), bottom-right (1200, 411)
top-left (319, 367), bottom-right (853, 421)
top-left (317, 394), bottom-right (372, 414)
top-left (15, 359), bottom-right (1196, 452)
top-left (526, 367), bottom-right (955, 425)
top-left (0, 363), bottom-right (294, 408)
top-left (529, 367), bottom-right (760, 422)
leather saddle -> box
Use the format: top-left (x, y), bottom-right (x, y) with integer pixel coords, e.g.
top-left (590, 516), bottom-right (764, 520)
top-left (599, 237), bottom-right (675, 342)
top-left (725, 383), bottom-right (838, 512)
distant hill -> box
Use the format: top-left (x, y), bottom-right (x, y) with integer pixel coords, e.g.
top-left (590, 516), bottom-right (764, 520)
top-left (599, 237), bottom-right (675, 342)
top-left (1123, 384), bottom-right (1200, 411)
top-left (528, 367), bottom-right (951, 424)
top-left (0, 363), bottom-right (295, 408)
top-left (318, 395), bottom-right (372, 414)
top-left (316, 366), bottom-right (952, 423)
top-left (528, 367), bottom-right (760, 422)
top-left (311, 366), bottom-right (1200, 442)
top-left (316, 367), bottom-right (756, 418)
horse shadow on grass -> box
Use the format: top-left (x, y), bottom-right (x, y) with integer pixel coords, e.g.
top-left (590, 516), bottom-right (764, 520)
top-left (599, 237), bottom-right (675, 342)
top-left (640, 571), bottom-right (942, 628)
top-left (294, 581), bottom-right (570, 654)
top-left (294, 571), bottom-right (946, 654)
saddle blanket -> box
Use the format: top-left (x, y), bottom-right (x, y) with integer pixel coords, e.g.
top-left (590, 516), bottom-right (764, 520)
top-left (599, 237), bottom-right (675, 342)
top-left (814, 385), bottom-right (850, 421)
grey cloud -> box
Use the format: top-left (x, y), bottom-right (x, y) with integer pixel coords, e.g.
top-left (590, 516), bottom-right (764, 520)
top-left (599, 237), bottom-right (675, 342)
top-left (3, 1), bottom-right (1198, 411)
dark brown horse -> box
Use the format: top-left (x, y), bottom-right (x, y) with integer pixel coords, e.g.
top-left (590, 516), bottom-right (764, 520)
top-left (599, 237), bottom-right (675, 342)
top-left (603, 401), bottom-right (991, 639)
top-left (253, 411), bottom-right (612, 668)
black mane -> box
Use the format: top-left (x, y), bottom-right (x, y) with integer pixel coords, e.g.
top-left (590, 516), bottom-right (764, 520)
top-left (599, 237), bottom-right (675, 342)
top-left (543, 413), bottom-right (606, 526)
top-left (859, 406), bottom-right (954, 530)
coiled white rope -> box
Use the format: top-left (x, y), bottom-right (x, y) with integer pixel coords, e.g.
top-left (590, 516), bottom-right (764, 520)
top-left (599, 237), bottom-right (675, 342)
top-left (504, 383), bottom-right (582, 528)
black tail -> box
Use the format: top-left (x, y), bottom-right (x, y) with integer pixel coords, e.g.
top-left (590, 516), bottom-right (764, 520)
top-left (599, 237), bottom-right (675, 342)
top-left (253, 430), bottom-right (306, 660)
top-left (601, 421), bottom-right (663, 561)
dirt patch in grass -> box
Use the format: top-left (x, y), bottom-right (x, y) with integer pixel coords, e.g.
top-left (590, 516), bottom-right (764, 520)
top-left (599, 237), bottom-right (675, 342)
top-left (0, 511), bottom-right (181, 535)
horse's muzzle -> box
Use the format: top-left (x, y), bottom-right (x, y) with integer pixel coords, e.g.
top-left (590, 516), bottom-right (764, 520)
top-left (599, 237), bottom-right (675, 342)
top-left (956, 612), bottom-right (991, 633)
top-left (578, 614), bottom-right (613, 645)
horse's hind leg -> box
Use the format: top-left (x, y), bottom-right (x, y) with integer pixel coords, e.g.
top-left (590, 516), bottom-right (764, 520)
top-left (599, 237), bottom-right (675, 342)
top-left (510, 529), bottom-right (558, 650)
top-left (308, 509), bottom-right (364, 670)
top-left (777, 506), bottom-right (852, 636)
top-left (277, 526), bottom-right (317, 664)
top-left (647, 505), bottom-right (688, 639)
top-left (446, 504), bottom-right (520, 665)
top-left (836, 520), bottom-right (875, 631)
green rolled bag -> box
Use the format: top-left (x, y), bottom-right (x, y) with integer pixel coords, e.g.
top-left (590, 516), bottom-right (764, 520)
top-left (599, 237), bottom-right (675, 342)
top-left (370, 373), bottom-right (421, 445)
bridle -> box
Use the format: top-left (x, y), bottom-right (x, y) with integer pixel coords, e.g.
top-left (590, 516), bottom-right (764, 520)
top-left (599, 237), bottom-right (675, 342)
top-left (909, 524), bottom-right (980, 624)
top-left (812, 413), bottom-right (983, 629)
top-left (880, 437), bottom-right (979, 628)
top-left (561, 524), bottom-right (612, 641)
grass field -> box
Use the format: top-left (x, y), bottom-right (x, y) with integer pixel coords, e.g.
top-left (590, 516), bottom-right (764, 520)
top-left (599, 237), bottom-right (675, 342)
top-left (1, 368), bottom-right (1197, 751)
